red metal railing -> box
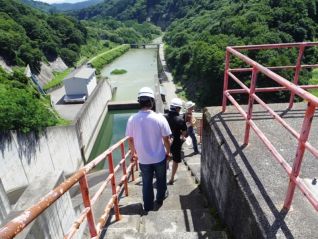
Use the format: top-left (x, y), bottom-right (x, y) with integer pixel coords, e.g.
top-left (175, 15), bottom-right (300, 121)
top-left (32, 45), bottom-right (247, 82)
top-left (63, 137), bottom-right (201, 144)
top-left (222, 42), bottom-right (318, 211)
top-left (0, 137), bottom-right (138, 239)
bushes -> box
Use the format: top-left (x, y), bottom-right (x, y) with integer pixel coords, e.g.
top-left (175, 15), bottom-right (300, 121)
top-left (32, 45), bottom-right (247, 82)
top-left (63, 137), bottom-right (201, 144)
top-left (0, 68), bottom-right (59, 133)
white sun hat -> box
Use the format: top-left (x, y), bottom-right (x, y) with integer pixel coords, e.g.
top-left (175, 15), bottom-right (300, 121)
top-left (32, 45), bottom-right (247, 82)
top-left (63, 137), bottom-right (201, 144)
top-left (185, 101), bottom-right (195, 109)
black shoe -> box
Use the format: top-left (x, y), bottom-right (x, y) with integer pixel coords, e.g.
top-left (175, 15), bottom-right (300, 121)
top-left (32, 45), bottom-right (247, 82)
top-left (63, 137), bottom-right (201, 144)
top-left (156, 200), bottom-right (163, 206)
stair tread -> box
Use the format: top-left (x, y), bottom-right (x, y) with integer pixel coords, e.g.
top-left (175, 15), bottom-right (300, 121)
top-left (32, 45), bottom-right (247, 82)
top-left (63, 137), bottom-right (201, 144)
top-left (102, 229), bottom-right (227, 239)
top-left (142, 209), bottom-right (216, 233)
top-left (119, 193), bottom-right (208, 211)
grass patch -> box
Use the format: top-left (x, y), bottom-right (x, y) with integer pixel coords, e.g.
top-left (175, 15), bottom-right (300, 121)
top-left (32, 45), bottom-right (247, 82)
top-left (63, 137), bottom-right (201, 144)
top-left (111, 69), bottom-right (127, 75)
top-left (90, 45), bottom-right (130, 74)
top-left (309, 69), bottom-right (318, 97)
top-left (43, 68), bottom-right (73, 91)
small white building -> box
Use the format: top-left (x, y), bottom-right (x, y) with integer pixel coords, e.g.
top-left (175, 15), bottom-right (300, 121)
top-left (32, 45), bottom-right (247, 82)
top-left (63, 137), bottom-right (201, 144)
top-left (63, 67), bottom-right (97, 103)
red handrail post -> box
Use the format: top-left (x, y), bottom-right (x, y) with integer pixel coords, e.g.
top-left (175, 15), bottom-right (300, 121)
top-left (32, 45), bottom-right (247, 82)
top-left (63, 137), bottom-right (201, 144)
top-left (108, 153), bottom-right (121, 221)
top-left (199, 117), bottom-right (203, 144)
top-left (284, 102), bottom-right (316, 210)
top-left (120, 143), bottom-right (129, 196)
top-left (222, 49), bottom-right (231, 112)
top-left (79, 175), bottom-right (97, 238)
top-left (288, 45), bottom-right (305, 109)
top-left (244, 67), bottom-right (259, 145)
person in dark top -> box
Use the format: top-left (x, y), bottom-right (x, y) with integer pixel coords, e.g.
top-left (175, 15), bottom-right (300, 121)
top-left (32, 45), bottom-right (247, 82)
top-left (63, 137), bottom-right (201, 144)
top-left (165, 98), bottom-right (187, 185)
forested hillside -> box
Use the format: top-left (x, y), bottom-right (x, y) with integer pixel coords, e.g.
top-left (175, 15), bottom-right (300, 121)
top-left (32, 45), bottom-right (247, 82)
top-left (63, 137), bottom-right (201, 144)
top-left (74, 0), bottom-right (318, 106)
top-left (164, 0), bottom-right (318, 106)
top-left (0, 0), bottom-right (160, 132)
top-left (74, 0), bottom-right (194, 28)
top-left (0, 0), bottom-right (87, 70)
top-left (21, 0), bottom-right (104, 12)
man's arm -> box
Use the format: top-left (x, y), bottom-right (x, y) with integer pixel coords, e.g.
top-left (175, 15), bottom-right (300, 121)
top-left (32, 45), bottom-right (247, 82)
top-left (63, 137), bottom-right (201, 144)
top-left (163, 135), bottom-right (171, 158)
top-left (127, 137), bottom-right (137, 159)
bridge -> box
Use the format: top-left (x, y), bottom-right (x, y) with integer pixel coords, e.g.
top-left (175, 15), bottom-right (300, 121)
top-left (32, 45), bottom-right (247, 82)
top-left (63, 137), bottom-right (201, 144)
top-left (130, 43), bottom-right (160, 49)
top-left (1, 42), bottom-right (318, 239)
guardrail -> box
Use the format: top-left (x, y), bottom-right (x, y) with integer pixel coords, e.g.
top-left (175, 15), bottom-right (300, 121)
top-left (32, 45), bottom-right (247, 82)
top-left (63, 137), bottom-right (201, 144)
top-left (0, 137), bottom-right (137, 239)
top-left (222, 42), bottom-right (318, 211)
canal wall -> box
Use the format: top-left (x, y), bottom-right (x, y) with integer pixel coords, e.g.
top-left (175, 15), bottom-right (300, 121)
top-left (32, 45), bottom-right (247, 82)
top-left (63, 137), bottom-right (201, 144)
top-left (0, 80), bottom-right (112, 192)
top-left (74, 79), bottom-right (113, 160)
top-left (0, 179), bottom-right (10, 226)
top-left (201, 106), bottom-right (267, 238)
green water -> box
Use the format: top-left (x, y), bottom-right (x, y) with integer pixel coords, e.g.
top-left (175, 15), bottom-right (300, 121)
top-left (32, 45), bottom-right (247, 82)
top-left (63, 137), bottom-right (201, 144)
top-left (88, 48), bottom-right (158, 167)
top-left (88, 110), bottom-right (136, 169)
top-left (101, 49), bottom-right (157, 101)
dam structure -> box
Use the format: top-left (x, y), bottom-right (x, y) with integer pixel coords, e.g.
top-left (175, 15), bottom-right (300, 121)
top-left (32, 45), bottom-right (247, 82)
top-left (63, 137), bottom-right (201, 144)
top-left (1, 42), bottom-right (318, 239)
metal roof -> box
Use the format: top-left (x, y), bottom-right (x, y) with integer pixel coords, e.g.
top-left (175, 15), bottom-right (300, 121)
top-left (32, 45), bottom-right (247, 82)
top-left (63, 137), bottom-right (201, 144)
top-left (65, 67), bottom-right (95, 80)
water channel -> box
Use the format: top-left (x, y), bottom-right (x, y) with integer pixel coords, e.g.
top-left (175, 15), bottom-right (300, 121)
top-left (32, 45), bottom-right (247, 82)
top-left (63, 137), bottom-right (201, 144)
top-left (88, 48), bottom-right (158, 166)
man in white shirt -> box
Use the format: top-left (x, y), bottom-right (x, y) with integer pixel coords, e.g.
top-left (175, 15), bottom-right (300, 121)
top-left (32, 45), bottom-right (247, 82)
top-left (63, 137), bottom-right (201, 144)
top-left (126, 87), bottom-right (171, 212)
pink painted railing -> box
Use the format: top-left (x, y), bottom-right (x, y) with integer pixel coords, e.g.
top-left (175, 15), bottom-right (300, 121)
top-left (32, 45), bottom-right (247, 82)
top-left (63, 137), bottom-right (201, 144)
top-left (0, 137), bottom-right (138, 239)
top-left (222, 42), bottom-right (318, 211)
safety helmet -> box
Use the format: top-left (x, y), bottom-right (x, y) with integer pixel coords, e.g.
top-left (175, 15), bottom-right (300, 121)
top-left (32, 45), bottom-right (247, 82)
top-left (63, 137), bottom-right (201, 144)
top-left (138, 87), bottom-right (154, 99)
top-left (185, 101), bottom-right (195, 109)
top-left (170, 98), bottom-right (183, 108)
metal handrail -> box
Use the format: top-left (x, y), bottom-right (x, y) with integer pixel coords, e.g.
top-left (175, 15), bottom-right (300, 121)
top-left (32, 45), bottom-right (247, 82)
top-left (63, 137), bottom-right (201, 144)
top-left (0, 136), bottom-right (138, 239)
top-left (222, 42), bottom-right (318, 211)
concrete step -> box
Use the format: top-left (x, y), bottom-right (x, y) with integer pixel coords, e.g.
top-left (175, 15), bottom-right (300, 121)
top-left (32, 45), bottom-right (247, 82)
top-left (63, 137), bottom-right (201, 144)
top-left (103, 230), bottom-right (227, 239)
top-left (141, 209), bottom-right (216, 233)
top-left (119, 192), bottom-right (208, 212)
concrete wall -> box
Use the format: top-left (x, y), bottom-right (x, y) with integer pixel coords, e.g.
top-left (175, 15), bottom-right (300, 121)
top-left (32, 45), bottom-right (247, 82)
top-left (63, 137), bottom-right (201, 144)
top-left (0, 126), bottom-right (81, 192)
top-left (87, 75), bottom-right (97, 96)
top-left (157, 44), bottom-right (169, 82)
top-left (0, 179), bottom-right (10, 225)
top-left (200, 109), bottom-right (265, 239)
top-left (75, 80), bottom-right (112, 160)
top-left (0, 80), bottom-right (112, 192)
top-left (13, 172), bottom-right (83, 239)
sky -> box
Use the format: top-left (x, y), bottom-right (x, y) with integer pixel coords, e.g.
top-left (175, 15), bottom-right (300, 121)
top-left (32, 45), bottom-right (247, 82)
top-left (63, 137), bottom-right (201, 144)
top-left (34, 0), bottom-right (88, 4)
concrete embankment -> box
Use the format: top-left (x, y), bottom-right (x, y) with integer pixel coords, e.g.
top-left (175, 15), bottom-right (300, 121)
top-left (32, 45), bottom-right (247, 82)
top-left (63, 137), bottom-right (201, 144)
top-left (201, 103), bottom-right (318, 239)
top-left (0, 79), bottom-right (112, 192)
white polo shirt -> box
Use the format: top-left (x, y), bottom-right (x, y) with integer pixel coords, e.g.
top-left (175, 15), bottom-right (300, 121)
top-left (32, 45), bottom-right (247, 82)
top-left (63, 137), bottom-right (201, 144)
top-left (125, 110), bottom-right (171, 164)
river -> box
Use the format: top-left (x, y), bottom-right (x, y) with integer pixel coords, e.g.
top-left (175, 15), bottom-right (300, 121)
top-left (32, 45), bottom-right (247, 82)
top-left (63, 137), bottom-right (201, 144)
top-left (101, 48), bottom-right (157, 101)
top-left (88, 48), bottom-right (158, 166)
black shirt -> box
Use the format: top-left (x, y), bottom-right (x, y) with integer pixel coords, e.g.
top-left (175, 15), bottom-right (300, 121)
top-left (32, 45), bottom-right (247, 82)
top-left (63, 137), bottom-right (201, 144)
top-left (165, 111), bottom-right (187, 144)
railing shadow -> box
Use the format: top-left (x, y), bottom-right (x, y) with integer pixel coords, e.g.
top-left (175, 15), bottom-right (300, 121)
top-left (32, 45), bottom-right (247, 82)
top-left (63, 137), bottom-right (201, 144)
top-left (211, 110), bottom-right (294, 238)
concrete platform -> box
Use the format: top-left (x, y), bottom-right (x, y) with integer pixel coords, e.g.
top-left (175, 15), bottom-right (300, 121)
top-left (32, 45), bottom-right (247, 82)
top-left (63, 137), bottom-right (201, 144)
top-left (108, 101), bottom-right (139, 110)
top-left (202, 102), bottom-right (318, 239)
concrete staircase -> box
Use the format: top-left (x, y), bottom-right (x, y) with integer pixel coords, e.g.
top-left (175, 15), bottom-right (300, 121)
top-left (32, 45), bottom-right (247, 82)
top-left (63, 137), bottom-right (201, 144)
top-left (99, 148), bottom-right (228, 239)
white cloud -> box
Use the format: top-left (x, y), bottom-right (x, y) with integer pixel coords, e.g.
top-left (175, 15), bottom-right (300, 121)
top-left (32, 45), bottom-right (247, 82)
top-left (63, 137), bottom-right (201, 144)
top-left (34, 0), bottom-right (88, 4)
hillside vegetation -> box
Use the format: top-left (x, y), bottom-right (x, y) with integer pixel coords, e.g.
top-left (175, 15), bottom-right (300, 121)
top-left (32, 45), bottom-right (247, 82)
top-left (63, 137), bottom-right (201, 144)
top-left (0, 0), bottom-right (160, 132)
top-left (0, 68), bottom-right (61, 133)
top-left (0, 0), bottom-right (87, 71)
top-left (75, 0), bottom-right (318, 106)
top-left (164, 0), bottom-right (318, 106)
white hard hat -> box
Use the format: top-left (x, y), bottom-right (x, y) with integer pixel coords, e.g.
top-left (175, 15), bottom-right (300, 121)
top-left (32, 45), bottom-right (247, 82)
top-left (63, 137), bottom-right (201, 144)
top-left (138, 87), bottom-right (154, 99)
top-left (185, 101), bottom-right (195, 109)
top-left (170, 98), bottom-right (183, 108)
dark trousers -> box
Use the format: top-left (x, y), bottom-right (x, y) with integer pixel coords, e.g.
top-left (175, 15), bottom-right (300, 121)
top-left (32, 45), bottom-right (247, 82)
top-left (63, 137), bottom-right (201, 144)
top-left (139, 159), bottom-right (167, 211)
